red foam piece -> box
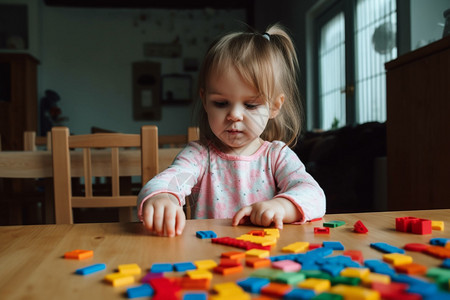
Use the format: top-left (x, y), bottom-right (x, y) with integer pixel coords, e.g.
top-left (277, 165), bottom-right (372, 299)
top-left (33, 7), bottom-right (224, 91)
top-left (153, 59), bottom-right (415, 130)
top-left (410, 218), bottom-right (432, 235)
top-left (353, 220), bottom-right (368, 233)
top-left (314, 227), bottom-right (330, 234)
top-left (211, 237), bottom-right (271, 250)
top-left (403, 243), bottom-right (429, 252)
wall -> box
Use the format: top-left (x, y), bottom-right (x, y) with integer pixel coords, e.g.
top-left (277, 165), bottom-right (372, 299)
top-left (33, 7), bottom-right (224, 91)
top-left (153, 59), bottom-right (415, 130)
top-left (39, 5), bottom-right (246, 135)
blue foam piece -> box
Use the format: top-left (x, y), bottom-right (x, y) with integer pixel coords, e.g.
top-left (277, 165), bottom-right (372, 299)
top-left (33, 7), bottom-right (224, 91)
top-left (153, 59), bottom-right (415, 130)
top-left (407, 282), bottom-right (439, 297)
top-left (196, 230), bottom-right (217, 239)
top-left (442, 259), bottom-right (450, 269)
top-left (126, 284), bottom-right (154, 298)
top-left (237, 277), bottom-right (270, 293)
top-left (392, 274), bottom-right (428, 285)
top-left (150, 263), bottom-right (173, 273)
top-left (284, 288), bottom-right (316, 299)
top-left (174, 262), bottom-right (197, 272)
top-left (422, 291), bottom-right (450, 300)
top-left (306, 247), bottom-right (333, 258)
top-left (75, 263), bottom-right (106, 275)
top-left (320, 264), bottom-right (344, 277)
top-left (182, 292), bottom-right (208, 300)
top-left (430, 238), bottom-right (450, 246)
top-left (370, 242), bottom-right (405, 254)
top-left (322, 241), bottom-right (344, 250)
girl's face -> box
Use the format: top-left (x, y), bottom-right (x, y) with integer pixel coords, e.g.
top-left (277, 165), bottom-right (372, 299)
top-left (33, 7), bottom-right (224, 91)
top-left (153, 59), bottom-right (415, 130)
top-left (201, 66), bottom-right (283, 155)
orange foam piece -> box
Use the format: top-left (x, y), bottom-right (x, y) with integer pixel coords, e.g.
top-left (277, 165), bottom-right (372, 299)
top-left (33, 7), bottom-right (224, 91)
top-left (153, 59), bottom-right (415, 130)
top-left (424, 246), bottom-right (450, 258)
top-left (260, 282), bottom-right (293, 297)
top-left (245, 257), bottom-right (271, 269)
top-left (176, 277), bottom-right (210, 290)
top-left (213, 265), bottom-right (243, 275)
top-left (64, 249), bottom-right (93, 260)
top-left (221, 251), bottom-right (246, 260)
top-left (219, 258), bottom-right (242, 267)
top-left (394, 263), bottom-right (427, 275)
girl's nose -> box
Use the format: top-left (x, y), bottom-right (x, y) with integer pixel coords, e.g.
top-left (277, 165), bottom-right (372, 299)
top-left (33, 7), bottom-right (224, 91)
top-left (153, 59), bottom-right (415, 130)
top-left (227, 105), bottom-right (244, 121)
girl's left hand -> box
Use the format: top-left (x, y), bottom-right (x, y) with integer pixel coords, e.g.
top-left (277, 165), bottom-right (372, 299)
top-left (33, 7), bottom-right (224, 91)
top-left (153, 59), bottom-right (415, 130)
top-left (232, 199), bottom-right (287, 229)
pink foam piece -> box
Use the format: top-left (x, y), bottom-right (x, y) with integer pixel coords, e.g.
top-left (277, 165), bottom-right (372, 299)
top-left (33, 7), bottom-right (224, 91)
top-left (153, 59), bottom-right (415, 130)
top-left (271, 260), bottom-right (302, 272)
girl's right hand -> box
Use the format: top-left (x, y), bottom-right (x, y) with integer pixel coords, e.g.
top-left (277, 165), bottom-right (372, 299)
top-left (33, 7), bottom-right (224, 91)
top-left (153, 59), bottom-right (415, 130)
top-left (141, 193), bottom-right (186, 237)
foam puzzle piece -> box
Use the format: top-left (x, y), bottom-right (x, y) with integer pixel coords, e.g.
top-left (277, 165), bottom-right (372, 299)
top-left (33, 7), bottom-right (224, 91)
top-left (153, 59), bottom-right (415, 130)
top-left (343, 250), bottom-right (364, 264)
top-left (370, 242), bottom-right (405, 254)
top-left (151, 263), bottom-right (173, 273)
top-left (211, 237), bottom-right (271, 250)
top-left (403, 243), bottom-right (429, 252)
top-left (219, 258), bottom-right (241, 267)
top-left (75, 263), bottom-right (106, 275)
top-left (245, 249), bottom-right (270, 258)
top-left (118, 263), bottom-right (141, 275)
top-left (331, 276), bottom-right (361, 286)
top-left (272, 260), bottom-right (302, 272)
top-left (395, 263), bottom-right (427, 275)
top-left (194, 259), bottom-right (217, 270)
top-left (245, 258), bottom-right (271, 269)
top-left (298, 278), bottom-right (331, 293)
top-left (196, 230), bottom-right (217, 239)
top-left (353, 220), bottom-right (368, 233)
top-left (283, 288), bottom-right (316, 300)
top-left (430, 238), bottom-right (450, 246)
top-left (174, 262), bottom-right (197, 272)
top-left (383, 253), bottom-right (413, 266)
top-left (330, 284), bottom-right (380, 300)
top-left (424, 246), bottom-right (450, 259)
top-left (186, 269), bottom-right (213, 280)
top-left (323, 220), bottom-right (345, 228)
top-left (360, 272), bottom-right (391, 285)
top-left (213, 264), bottom-right (243, 275)
top-left (314, 227), bottom-right (330, 234)
top-left (237, 277), bottom-right (270, 293)
top-left (104, 272), bottom-right (135, 287)
top-left (126, 284), bottom-right (154, 298)
top-left (260, 282), bottom-right (293, 298)
top-left (64, 249), bottom-right (93, 260)
top-left (322, 241), bottom-right (344, 250)
top-left (410, 218), bottom-right (432, 235)
top-left (310, 292), bottom-right (344, 300)
top-left (431, 220), bottom-right (444, 231)
top-left (176, 277), bottom-right (210, 290)
top-left (182, 292), bottom-right (208, 300)
top-left (340, 267), bottom-right (370, 279)
top-left (221, 251), bottom-right (246, 260)
top-left (274, 271), bottom-right (306, 285)
top-left (282, 241), bottom-right (310, 253)
top-left (442, 259), bottom-right (450, 269)
top-left (141, 272), bottom-right (164, 283)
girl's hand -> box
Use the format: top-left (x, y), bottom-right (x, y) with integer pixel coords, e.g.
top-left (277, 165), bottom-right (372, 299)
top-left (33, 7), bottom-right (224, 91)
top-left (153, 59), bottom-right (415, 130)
top-left (232, 198), bottom-right (302, 229)
top-left (142, 193), bottom-right (186, 237)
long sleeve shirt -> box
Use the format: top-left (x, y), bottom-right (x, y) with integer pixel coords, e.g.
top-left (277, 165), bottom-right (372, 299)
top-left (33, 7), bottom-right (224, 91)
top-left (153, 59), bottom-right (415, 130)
top-left (137, 140), bottom-right (326, 223)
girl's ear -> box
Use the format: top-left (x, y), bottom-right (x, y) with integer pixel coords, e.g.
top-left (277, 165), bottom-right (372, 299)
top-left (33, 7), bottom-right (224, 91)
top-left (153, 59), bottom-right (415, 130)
top-left (270, 93), bottom-right (285, 119)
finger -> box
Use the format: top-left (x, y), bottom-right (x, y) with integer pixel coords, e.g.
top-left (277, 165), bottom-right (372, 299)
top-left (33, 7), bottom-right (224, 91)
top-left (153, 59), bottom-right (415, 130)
top-left (175, 209), bottom-right (186, 236)
top-left (261, 210), bottom-right (275, 227)
top-left (152, 205), bottom-right (165, 236)
top-left (164, 207), bottom-right (177, 237)
top-left (142, 205), bottom-right (154, 232)
top-left (232, 206), bottom-right (252, 226)
top-left (273, 213), bottom-right (284, 229)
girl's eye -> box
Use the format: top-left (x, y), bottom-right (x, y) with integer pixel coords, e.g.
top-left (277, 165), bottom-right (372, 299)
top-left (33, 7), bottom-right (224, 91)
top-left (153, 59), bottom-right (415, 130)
top-left (213, 101), bottom-right (228, 108)
top-left (245, 103), bottom-right (259, 110)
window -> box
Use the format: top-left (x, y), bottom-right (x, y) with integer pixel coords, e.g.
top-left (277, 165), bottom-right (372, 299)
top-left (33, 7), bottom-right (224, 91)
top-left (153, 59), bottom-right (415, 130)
top-left (313, 0), bottom-right (397, 130)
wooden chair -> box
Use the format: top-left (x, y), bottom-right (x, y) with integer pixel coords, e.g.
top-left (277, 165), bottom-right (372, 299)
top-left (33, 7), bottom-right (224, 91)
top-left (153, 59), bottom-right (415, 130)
top-left (159, 126), bottom-right (199, 148)
top-left (51, 125), bottom-right (158, 224)
top-left (24, 131), bottom-right (52, 151)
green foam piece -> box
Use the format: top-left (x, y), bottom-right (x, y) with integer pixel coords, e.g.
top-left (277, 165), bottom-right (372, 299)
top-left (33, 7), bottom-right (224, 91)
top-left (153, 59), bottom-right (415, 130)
top-left (323, 221), bottom-right (346, 228)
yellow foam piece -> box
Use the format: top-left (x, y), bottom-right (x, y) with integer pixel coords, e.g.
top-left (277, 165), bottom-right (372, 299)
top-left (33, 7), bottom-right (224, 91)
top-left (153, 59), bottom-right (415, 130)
top-left (264, 228), bottom-right (280, 237)
top-left (213, 282), bottom-right (245, 295)
top-left (361, 273), bottom-right (391, 285)
top-left (383, 253), bottom-right (413, 266)
top-left (117, 263), bottom-right (141, 275)
top-left (210, 292), bottom-right (250, 300)
top-left (237, 235), bottom-right (277, 246)
top-left (431, 220), bottom-right (444, 231)
top-left (298, 278), bottom-right (330, 293)
top-left (186, 269), bottom-right (213, 280)
top-left (194, 259), bottom-right (217, 270)
top-left (340, 267), bottom-right (370, 279)
top-left (330, 284), bottom-right (381, 300)
top-left (245, 249), bottom-right (270, 258)
top-left (104, 272), bottom-right (135, 287)
top-left (282, 241), bottom-right (310, 253)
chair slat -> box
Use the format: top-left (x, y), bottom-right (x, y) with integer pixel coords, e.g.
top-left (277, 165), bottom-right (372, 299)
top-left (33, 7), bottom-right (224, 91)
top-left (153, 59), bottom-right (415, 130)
top-left (111, 148), bottom-right (120, 197)
top-left (83, 148), bottom-right (93, 197)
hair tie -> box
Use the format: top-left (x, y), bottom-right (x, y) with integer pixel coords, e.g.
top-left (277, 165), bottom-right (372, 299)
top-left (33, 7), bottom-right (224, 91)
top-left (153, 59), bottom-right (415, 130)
top-left (262, 33), bottom-right (271, 41)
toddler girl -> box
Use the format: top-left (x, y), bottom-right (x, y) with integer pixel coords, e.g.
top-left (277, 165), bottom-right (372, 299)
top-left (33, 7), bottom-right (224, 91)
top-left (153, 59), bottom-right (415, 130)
top-left (138, 24), bottom-right (326, 237)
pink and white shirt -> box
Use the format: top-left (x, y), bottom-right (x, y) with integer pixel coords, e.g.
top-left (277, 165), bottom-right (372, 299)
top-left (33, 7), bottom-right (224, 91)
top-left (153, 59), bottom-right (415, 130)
top-left (137, 140), bottom-right (326, 223)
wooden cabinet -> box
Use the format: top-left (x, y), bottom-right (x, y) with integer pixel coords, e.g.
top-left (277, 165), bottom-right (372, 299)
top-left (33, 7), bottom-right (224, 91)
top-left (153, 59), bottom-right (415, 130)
top-left (385, 36), bottom-right (450, 210)
top-left (0, 53), bottom-right (39, 150)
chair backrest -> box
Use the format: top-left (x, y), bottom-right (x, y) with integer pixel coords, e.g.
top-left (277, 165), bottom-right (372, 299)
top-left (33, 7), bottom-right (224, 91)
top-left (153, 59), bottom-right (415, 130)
top-left (51, 125), bottom-right (158, 224)
top-left (24, 131), bottom-right (52, 151)
top-left (159, 126), bottom-right (199, 148)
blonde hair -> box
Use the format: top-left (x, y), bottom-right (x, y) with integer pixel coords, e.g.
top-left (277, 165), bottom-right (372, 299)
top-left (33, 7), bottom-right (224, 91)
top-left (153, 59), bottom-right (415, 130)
top-left (196, 23), bottom-right (303, 147)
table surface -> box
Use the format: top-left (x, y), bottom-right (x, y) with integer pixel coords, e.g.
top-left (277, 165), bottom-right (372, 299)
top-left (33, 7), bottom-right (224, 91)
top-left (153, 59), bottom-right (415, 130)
top-left (0, 209), bottom-right (448, 299)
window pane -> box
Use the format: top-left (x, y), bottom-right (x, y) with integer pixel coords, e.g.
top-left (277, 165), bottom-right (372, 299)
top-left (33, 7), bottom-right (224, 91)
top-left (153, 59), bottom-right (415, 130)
top-left (355, 0), bottom-right (397, 123)
top-left (319, 12), bottom-right (346, 130)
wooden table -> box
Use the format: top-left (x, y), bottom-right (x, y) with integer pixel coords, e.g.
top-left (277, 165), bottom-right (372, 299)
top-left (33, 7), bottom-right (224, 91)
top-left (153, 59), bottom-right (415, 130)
top-left (0, 209), bottom-right (448, 299)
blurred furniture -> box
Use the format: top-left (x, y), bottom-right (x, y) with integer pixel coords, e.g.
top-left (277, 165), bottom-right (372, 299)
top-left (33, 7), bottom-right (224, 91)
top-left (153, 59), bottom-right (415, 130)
top-left (0, 53), bottom-right (39, 151)
top-left (159, 126), bottom-right (199, 148)
top-left (51, 125), bottom-right (158, 224)
top-left (385, 36), bottom-right (450, 210)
